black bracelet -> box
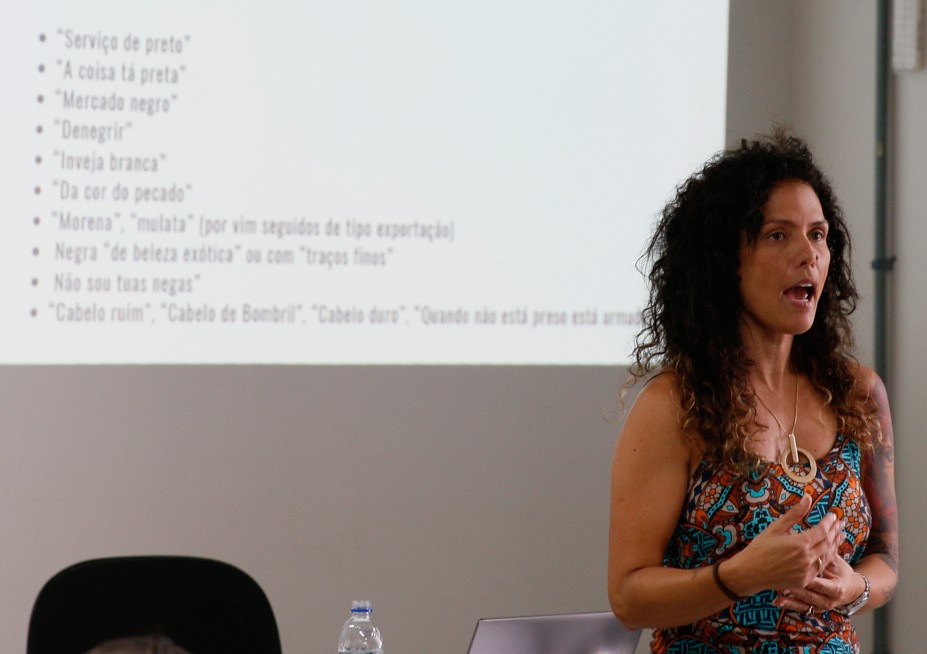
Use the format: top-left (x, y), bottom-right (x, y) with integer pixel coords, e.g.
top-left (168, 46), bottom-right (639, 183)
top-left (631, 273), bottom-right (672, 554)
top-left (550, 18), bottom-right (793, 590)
top-left (712, 561), bottom-right (745, 602)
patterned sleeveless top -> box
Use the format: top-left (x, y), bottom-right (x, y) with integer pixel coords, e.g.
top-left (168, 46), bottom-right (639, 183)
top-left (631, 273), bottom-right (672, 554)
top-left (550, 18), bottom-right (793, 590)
top-left (651, 433), bottom-right (871, 654)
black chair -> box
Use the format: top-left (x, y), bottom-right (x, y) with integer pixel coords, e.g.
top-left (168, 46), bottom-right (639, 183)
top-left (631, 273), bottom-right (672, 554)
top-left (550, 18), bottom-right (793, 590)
top-left (27, 556), bottom-right (282, 654)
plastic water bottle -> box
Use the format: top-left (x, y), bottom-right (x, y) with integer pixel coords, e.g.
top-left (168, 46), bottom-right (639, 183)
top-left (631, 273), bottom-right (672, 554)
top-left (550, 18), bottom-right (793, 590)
top-left (337, 600), bottom-right (383, 654)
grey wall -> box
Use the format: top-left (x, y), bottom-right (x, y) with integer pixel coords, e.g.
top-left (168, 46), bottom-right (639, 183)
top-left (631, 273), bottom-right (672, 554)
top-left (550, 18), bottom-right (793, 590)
top-left (0, 366), bottom-right (626, 653)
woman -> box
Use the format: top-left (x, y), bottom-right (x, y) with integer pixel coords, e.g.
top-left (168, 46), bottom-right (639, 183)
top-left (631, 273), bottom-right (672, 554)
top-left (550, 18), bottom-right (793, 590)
top-left (607, 134), bottom-right (897, 653)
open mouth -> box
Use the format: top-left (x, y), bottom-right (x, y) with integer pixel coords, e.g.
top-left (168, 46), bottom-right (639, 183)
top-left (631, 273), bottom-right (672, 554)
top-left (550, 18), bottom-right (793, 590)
top-left (785, 284), bottom-right (814, 302)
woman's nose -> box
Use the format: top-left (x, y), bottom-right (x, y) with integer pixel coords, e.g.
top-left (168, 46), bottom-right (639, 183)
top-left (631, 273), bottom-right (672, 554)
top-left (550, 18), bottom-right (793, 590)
top-left (797, 238), bottom-right (819, 267)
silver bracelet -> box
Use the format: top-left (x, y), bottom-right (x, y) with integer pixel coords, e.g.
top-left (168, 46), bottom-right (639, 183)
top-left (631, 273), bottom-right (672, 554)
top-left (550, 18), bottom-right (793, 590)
top-left (836, 571), bottom-right (871, 616)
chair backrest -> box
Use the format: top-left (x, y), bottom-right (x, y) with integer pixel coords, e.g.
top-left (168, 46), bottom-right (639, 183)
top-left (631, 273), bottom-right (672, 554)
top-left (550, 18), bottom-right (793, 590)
top-left (467, 611), bottom-right (640, 654)
top-left (27, 556), bottom-right (282, 654)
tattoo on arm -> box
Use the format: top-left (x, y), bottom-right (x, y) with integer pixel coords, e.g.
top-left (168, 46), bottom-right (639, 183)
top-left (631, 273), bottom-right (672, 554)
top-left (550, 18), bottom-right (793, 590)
top-left (862, 377), bottom-right (898, 575)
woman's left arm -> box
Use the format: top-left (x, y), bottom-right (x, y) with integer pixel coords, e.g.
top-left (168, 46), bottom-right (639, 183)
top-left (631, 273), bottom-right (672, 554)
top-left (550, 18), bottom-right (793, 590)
top-left (852, 369), bottom-right (899, 610)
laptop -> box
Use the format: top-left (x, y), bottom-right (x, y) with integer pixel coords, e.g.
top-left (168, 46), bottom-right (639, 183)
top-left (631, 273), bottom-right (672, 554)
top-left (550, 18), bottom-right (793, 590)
top-left (467, 611), bottom-right (641, 654)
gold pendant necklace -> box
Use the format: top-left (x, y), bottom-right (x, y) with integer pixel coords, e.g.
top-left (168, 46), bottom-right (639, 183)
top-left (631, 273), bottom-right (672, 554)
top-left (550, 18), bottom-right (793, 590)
top-left (755, 377), bottom-right (817, 484)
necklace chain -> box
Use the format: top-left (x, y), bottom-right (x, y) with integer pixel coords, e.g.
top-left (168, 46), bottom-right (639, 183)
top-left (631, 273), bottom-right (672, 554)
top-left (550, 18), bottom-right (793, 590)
top-left (755, 376), bottom-right (817, 484)
top-left (754, 376), bottom-right (799, 442)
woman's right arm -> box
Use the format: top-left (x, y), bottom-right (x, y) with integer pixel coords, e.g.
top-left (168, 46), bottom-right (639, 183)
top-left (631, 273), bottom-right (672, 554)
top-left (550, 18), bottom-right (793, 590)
top-left (607, 374), bottom-right (843, 630)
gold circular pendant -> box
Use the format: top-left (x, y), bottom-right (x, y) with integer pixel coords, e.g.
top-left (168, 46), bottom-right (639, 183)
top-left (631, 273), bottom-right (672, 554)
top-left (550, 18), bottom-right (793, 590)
top-left (779, 445), bottom-right (817, 484)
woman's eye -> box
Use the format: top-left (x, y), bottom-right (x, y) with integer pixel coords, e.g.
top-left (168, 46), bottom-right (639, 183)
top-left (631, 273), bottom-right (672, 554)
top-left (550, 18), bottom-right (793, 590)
top-left (767, 231), bottom-right (785, 241)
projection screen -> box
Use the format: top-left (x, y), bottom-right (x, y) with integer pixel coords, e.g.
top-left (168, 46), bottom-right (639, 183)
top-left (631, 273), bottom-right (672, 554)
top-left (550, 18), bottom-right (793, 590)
top-left (3, 3), bottom-right (730, 654)
top-left (3, 1), bottom-right (728, 364)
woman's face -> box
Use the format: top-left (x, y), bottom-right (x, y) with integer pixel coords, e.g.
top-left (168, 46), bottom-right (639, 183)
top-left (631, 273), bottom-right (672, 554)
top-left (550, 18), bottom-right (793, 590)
top-left (737, 179), bottom-right (831, 340)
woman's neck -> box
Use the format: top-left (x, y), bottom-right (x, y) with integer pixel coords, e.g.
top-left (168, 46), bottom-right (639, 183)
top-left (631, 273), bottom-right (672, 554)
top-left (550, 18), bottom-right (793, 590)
top-left (740, 326), bottom-right (796, 392)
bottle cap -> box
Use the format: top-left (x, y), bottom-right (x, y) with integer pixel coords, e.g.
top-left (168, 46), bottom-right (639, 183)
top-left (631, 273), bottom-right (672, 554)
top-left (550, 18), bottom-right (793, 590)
top-left (350, 600), bottom-right (372, 613)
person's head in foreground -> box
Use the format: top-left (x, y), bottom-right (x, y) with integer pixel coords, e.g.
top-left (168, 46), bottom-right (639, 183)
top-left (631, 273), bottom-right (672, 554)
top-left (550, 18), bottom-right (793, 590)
top-left (83, 635), bottom-right (193, 654)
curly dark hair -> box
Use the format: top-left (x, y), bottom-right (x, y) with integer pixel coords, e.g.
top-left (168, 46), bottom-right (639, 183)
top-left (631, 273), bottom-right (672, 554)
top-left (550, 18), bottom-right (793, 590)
top-left (630, 132), bottom-right (877, 472)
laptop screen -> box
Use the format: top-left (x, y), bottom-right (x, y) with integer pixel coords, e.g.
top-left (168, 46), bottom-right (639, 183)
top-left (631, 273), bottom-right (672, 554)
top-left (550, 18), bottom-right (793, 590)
top-left (467, 611), bottom-right (640, 654)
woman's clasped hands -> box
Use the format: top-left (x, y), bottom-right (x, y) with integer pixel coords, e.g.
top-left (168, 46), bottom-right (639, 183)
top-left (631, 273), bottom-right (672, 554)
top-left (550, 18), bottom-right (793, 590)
top-left (723, 493), bottom-right (860, 614)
